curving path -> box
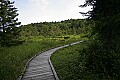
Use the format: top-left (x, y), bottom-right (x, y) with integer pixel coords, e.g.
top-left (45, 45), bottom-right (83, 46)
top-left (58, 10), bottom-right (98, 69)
top-left (20, 41), bottom-right (83, 80)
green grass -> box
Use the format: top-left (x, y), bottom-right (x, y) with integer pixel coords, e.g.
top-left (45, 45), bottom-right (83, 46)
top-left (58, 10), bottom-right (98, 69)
top-left (0, 36), bottom-right (83, 80)
top-left (0, 40), bottom-right (62, 80)
top-left (51, 42), bottom-right (87, 80)
top-left (51, 40), bottom-right (117, 80)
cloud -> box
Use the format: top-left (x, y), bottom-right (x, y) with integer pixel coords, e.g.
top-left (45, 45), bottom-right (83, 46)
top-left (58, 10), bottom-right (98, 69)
top-left (28, 0), bottom-right (49, 10)
top-left (13, 0), bottom-right (92, 25)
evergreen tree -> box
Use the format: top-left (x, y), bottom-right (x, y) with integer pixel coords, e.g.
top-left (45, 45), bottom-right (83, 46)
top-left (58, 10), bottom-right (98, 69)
top-left (80, 0), bottom-right (120, 79)
top-left (0, 0), bottom-right (21, 46)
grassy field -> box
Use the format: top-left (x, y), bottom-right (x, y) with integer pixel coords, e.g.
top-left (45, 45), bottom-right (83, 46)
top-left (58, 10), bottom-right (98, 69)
top-left (0, 40), bottom-right (59, 80)
top-left (51, 42), bottom-right (87, 80)
top-left (51, 41), bottom-right (117, 80)
top-left (0, 35), bottom-right (83, 80)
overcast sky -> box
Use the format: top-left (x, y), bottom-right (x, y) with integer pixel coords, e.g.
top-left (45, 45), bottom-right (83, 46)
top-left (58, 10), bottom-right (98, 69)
top-left (11, 0), bottom-right (92, 25)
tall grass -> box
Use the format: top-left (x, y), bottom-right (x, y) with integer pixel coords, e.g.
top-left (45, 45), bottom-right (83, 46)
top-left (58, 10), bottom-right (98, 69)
top-left (0, 40), bottom-right (64, 80)
top-left (51, 40), bottom-right (118, 80)
top-left (51, 42), bottom-right (87, 80)
top-left (0, 34), bottom-right (84, 80)
top-left (0, 35), bottom-right (83, 80)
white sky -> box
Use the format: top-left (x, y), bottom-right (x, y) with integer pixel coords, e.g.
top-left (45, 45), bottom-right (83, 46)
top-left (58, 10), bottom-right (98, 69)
top-left (11, 0), bottom-right (92, 25)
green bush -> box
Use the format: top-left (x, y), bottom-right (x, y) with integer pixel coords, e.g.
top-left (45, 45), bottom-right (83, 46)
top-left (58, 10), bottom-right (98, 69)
top-left (82, 40), bottom-right (120, 79)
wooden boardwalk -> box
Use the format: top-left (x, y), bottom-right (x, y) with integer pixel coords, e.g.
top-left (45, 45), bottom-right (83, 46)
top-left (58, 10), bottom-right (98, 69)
top-left (20, 41), bottom-right (83, 80)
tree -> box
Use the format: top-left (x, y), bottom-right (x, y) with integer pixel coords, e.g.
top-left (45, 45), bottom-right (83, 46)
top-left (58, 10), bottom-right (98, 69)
top-left (0, 0), bottom-right (21, 46)
top-left (80, 0), bottom-right (120, 79)
top-left (81, 0), bottom-right (120, 40)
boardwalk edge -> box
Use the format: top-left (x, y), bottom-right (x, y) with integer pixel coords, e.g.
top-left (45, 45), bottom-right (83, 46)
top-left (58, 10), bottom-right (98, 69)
top-left (49, 57), bottom-right (59, 80)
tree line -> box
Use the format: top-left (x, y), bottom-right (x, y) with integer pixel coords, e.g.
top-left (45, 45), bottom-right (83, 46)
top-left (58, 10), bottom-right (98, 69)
top-left (19, 19), bottom-right (91, 41)
top-left (0, 0), bottom-right (92, 46)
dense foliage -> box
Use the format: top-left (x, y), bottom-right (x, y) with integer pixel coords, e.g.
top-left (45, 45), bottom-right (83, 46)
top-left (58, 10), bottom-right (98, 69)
top-left (80, 0), bottom-right (120, 79)
top-left (19, 19), bottom-right (92, 41)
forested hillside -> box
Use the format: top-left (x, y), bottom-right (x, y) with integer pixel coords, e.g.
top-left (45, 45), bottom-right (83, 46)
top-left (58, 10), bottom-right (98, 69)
top-left (18, 19), bottom-right (92, 42)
